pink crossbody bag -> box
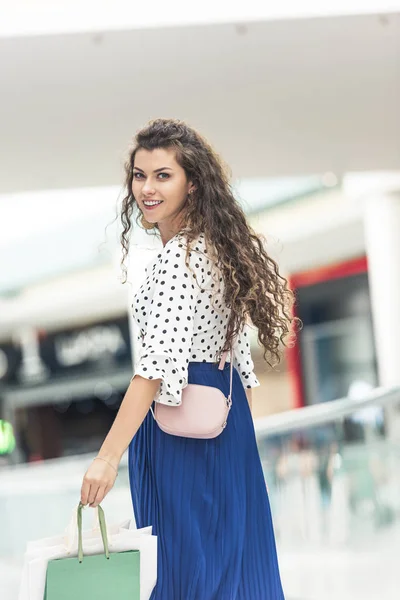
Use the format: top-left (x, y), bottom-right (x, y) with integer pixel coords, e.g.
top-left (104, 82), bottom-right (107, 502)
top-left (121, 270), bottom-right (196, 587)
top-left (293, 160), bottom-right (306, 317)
top-left (149, 347), bottom-right (234, 439)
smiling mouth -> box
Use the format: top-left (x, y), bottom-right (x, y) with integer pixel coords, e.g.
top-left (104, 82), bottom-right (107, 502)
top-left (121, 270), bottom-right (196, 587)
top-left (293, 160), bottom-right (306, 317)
top-left (143, 201), bottom-right (163, 207)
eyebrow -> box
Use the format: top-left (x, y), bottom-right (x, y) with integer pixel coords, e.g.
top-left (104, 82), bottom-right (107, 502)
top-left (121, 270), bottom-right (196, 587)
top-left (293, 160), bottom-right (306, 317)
top-left (133, 167), bottom-right (173, 173)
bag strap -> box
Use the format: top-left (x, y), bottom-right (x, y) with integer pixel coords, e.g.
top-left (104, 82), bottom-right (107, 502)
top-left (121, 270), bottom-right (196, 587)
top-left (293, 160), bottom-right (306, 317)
top-left (77, 502), bottom-right (109, 562)
top-left (217, 346), bottom-right (234, 404)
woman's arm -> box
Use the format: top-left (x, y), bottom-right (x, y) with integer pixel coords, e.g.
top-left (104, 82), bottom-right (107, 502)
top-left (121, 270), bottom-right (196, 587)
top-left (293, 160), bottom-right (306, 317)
top-left (80, 375), bottom-right (161, 507)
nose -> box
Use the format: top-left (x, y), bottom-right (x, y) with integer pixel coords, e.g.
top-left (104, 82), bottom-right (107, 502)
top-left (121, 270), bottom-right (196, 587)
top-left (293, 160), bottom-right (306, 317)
top-left (142, 178), bottom-right (156, 196)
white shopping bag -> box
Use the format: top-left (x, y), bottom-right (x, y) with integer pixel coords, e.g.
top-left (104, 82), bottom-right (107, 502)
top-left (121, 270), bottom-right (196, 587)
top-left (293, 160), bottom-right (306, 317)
top-left (26, 506), bottom-right (131, 553)
top-left (18, 505), bottom-right (157, 600)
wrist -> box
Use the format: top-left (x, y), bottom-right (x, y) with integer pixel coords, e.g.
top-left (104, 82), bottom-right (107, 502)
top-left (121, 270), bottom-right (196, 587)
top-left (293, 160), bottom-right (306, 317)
top-left (96, 449), bottom-right (122, 469)
top-left (93, 456), bottom-right (119, 475)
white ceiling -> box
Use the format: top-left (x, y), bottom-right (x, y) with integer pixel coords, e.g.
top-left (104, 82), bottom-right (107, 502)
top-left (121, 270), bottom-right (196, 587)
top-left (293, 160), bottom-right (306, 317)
top-left (2, 1), bottom-right (398, 37)
top-left (1, 12), bottom-right (399, 193)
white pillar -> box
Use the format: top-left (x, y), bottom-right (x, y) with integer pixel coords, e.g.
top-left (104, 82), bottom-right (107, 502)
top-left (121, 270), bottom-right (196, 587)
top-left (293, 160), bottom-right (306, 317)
top-left (345, 172), bottom-right (400, 440)
top-left (363, 194), bottom-right (400, 388)
top-left (344, 172), bottom-right (400, 390)
top-left (364, 191), bottom-right (400, 441)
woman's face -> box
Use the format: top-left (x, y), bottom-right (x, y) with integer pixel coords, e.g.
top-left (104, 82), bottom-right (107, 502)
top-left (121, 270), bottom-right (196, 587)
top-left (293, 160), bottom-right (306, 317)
top-left (132, 147), bottom-right (194, 233)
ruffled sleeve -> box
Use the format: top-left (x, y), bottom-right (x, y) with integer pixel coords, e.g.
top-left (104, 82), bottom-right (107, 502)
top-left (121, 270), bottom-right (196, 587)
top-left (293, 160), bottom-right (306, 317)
top-left (132, 237), bottom-right (197, 405)
top-left (233, 321), bottom-right (261, 389)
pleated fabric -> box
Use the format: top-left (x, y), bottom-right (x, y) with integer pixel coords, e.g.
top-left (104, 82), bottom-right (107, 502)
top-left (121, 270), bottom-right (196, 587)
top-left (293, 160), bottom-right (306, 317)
top-left (128, 361), bottom-right (286, 600)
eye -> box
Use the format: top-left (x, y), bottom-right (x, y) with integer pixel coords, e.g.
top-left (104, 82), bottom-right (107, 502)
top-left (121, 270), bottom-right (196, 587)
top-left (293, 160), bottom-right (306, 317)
top-left (132, 172), bottom-right (169, 180)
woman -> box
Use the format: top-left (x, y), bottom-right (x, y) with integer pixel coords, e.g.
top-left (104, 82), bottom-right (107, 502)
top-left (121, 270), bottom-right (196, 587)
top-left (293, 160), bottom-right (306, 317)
top-left (81, 118), bottom-right (298, 599)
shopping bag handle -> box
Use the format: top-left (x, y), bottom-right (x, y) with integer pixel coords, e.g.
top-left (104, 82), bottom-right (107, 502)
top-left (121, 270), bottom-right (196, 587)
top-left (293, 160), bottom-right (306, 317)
top-left (65, 505), bottom-right (103, 553)
top-left (77, 502), bottom-right (110, 563)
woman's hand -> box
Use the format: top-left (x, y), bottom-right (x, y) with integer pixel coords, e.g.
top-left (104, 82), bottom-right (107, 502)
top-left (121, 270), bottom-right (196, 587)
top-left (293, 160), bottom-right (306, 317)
top-left (80, 457), bottom-right (119, 508)
top-left (78, 376), bottom-right (160, 508)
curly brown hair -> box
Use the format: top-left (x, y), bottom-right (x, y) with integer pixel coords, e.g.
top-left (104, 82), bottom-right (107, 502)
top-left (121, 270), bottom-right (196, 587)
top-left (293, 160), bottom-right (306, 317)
top-left (119, 118), bottom-right (300, 368)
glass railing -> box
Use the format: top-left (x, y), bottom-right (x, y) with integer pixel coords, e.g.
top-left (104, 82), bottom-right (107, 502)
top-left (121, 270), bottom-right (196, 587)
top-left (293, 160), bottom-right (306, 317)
top-left (255, 386), bottom-right (400, 600)
top-left (1, 386), bottom-right (400, 599)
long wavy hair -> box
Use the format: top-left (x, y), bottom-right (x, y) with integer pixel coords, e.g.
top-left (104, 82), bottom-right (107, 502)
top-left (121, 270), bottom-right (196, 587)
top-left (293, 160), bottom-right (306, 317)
top-left (119, 118), bottom-right (301, 368)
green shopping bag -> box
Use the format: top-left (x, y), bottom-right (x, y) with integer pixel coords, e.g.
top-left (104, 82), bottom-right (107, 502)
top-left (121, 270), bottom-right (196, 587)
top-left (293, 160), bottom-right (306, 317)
top-left (44, 502), bottom-right (140, 599)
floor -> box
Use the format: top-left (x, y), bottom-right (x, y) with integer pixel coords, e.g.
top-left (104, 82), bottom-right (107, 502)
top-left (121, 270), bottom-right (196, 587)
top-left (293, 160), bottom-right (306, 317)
top-left (3, 548), bottom-right (398, 600)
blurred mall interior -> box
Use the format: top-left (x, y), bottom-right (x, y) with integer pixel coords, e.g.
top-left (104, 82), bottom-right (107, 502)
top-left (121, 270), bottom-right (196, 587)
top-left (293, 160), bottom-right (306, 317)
top-left (1, 3), bottom-right (400, 599)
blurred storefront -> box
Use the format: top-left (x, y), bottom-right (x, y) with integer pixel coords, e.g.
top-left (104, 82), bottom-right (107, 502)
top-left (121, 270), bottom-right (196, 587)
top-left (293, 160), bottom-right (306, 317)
top-left (249, 173), bottom-right (400, 418)
top-left (288, 256), bottom-right (378, 408)
top-left (0, 316), bottom-right (132, 463)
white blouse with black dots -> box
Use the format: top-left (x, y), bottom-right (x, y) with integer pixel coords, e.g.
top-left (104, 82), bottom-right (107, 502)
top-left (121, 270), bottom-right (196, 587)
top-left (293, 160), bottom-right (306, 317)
top-left (131, 232), bottom-right (260, 405)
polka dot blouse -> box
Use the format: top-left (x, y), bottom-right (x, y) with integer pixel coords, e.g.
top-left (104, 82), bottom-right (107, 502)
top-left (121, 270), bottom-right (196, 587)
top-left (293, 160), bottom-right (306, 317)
top-left (131, 232), bottom-right (260, 406)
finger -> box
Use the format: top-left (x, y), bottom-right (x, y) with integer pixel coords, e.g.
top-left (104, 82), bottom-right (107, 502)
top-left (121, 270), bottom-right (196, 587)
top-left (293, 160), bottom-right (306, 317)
top-left (90, 486), bottom-right (106, 508)
top-left (92, 481), bottom-right (115, 508)
top-left (87, 484), bottom-right (100, 506)
top-left (80, 480), bottom-right (91, 506)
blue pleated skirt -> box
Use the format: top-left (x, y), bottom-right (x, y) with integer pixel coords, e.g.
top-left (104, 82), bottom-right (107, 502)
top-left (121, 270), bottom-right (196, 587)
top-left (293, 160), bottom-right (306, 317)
top-left (128, 361), bottom-right (285, 600)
